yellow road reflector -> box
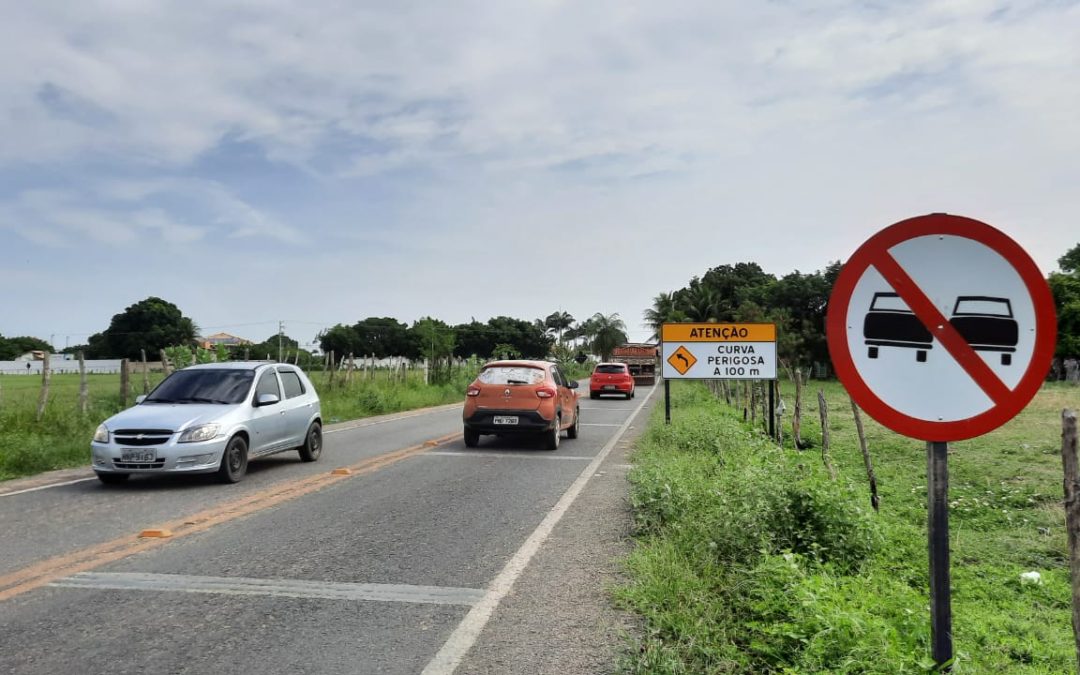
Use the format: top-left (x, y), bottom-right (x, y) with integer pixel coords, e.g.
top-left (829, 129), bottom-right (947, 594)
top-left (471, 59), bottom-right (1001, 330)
top-left (138, 529), bottom-right (172, 538)
top-left (331, 468), bottom-right (353, 475)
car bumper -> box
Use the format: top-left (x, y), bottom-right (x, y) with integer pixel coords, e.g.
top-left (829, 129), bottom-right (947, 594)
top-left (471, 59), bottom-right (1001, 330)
top-left (90, 436), bottom-right (229, 475)
top-left (590, 383), bottom-right (633, 394)
top-left (464, 409), bottom-right (556, 434)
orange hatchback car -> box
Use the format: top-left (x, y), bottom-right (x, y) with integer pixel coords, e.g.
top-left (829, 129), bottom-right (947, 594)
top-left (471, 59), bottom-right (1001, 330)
top-left (463, 360), bottom-right (580, 450)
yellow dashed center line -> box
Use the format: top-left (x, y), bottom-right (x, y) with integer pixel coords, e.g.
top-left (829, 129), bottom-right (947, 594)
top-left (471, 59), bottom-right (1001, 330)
top-left (0, 432), bottom-right (461, 603)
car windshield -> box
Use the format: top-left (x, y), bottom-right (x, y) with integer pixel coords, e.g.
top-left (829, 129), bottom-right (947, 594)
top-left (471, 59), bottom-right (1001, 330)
top-left (953, 297), bottom-right (1012, 317)
top-left (595, 365), bottom-right (627, 374)
top-left (145, 369), bottom-right (256, 404)
top-left (869, 293), bottom-right (911, 312)
top-left (478, 366), bottom-right (546, 385)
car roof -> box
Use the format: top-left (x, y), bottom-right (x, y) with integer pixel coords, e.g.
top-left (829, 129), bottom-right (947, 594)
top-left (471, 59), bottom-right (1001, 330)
top-left (481, 359), bottom-right (552, 369)
top-left (594, 362), bottom-right (627, 367)
top-left (183, 361), bottom-right (281, 371)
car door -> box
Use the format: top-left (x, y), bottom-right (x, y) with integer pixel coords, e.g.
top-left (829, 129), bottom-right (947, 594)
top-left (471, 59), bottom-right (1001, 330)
top-left (552, 366), bottom-right (574, 429)
top-left (248, 368), bottom-right (286, 454)
top-left (276, 367), bottom-right (315, 448)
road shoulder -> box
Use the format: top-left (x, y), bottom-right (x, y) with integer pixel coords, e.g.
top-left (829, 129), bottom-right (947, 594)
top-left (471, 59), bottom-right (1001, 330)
top-left (455, 394), bottom-right (656, 675)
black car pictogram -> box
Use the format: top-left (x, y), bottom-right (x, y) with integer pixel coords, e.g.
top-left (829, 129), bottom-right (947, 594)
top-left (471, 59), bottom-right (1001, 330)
top-left (863, 292), bottom-right (1020, 366)
top-left (863, 292), bottom-right (933, 362)
top-left (948, 296), bottom-right (1018, 365)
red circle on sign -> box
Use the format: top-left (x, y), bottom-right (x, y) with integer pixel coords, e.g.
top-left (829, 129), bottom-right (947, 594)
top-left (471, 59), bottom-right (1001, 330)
top-left (826, 213), bottom-right (1057, 441)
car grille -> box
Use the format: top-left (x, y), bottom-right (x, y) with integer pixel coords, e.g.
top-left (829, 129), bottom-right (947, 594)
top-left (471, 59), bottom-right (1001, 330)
top-left (113, 429), bottom-right (173, 446)
top-left (113, 461), bottom-right (167, 470)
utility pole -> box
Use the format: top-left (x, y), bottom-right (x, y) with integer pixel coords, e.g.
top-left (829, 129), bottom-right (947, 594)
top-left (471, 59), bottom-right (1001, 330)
top-left (278, 321), bottom-right (284, 363)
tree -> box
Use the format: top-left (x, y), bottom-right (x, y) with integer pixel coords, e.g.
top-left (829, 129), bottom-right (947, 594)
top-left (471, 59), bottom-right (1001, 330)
top-left (409, 317), bottom-right (456, 382)
top-left (353, 317), bottom-right (412, 357)
top-left (1060, 243), bottom-right (1080, 275)
top-left (643, 291), bottom-right (687, 341)
top-left (586, 313), bottom-right (628, 361)
top-left (88, 297), bottom-right (197, 359)
top-left (544, 311), bottom-right (575, 345)
top-left (1050, 242), bottom-right (1080, 361)
top-left (0, 335), bottom-right (54, 360)
top-left (318, 324), bottom-right (358, 358)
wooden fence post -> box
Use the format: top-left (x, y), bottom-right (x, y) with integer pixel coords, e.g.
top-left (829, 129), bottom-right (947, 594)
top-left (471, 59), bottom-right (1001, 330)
top-left (818, 390), bottom-right (835, 480)
top-left (1060, 408), bottom-right (1080, 672)
top-left (78, 351), bottom-right (88, 415)
top-left (750, 381), bottom-right (757, 426)
top-left (141, 349), bottom-right (150, 394)
top-left (120, 359), bottom-right (130, 408)
top-left (793, 368), bottom-right (805, 449)
top-left (159, 349), bottom-right (173, 376)
top-left (35, 353), bottom-right (51, 422)
top-left (850, 396), bottom-right (879, 511)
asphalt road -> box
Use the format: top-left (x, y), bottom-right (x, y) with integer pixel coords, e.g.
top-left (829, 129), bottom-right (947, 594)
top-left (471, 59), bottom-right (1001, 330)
top-left (0, 381), bottom-right (657, 675)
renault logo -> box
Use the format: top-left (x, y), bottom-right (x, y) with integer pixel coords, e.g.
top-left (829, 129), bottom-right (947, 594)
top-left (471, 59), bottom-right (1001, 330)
top-left (503, 388), bottom-right (511, 397)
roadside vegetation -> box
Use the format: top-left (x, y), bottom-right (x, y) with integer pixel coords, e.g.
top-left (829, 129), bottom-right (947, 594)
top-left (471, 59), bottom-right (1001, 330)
top-left (0, 357), bottom-right (596, 482)
top-left (618, 379), bottom-right (1078, 673)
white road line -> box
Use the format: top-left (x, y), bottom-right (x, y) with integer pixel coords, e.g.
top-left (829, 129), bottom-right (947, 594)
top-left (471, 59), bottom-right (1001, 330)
top-left (0, 477), bottom-right (97, 498)
top-left (49, 572), bottom-right (485, 606)
top-left (421, 382), bottom-right (657, 675)
top-left (424, 451), bottom-right (592, 461)
top-left (579, 407), bottom-right (637, 411)
top-left (580, 423), bottom-right (621, 427)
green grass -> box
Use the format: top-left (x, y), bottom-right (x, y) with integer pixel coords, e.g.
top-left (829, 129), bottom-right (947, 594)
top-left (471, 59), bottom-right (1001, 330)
top-left (0, 365), bottom-right (489, 481)
top-left (617, 379), bottom-right (1080, 673)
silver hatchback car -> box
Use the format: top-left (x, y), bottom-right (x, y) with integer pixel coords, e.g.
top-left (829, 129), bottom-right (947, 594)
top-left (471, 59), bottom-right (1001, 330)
top-left (91, 361), bottom-right (322, 484)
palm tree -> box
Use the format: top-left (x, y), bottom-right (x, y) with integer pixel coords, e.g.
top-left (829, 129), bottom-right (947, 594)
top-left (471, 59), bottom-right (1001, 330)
top-left (643, 291), bottom-right (688, 341)
top-left (586, 312), bottom-right (628, 361)
top-left (544, 311), bottom-right (575, 346)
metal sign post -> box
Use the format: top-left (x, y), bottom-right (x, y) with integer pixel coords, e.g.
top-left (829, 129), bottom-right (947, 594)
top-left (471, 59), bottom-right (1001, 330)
top-left (928, 440), bottom-right (953, 669)
top-left (664, 379), bottom-right (671, 424)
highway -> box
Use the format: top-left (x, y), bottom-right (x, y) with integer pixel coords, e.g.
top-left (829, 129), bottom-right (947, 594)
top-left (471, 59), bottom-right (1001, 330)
top-left (0, 382), bottom-right (658, 675)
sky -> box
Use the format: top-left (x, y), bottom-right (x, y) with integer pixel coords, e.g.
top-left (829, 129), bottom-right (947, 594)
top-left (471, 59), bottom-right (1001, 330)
top-left (2, 0), bottom-right (1078, 352)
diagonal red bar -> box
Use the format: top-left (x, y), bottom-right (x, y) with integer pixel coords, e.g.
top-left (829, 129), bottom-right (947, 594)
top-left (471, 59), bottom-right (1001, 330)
top-left (872, 252), bottom-right (1012, 406)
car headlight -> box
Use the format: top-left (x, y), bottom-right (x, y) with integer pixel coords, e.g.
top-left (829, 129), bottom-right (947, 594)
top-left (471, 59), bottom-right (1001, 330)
top-left (93, 425), bottom-right (109, 443)
top-left (178, 424), bottom-right (221, 443)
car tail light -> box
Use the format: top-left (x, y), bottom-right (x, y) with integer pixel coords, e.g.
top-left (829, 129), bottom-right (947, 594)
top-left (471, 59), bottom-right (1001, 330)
top-left (467, 387), bottom-right (481, 397)
top-left (535, 387), bottom-right (556, 399)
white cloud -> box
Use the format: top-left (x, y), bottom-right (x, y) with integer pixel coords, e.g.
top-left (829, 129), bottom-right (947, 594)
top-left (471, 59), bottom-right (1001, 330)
top-left (1, 0), bottom-right (1078, 345)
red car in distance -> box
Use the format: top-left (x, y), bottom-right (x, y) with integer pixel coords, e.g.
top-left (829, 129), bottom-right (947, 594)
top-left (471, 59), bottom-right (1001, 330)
top-left (590, 363), bottom-right (635, 399)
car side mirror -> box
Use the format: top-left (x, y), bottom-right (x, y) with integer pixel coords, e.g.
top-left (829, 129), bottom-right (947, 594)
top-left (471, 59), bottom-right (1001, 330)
top-left (256, 393), bottom-right (281, 407)
top-left (135, 395), bottom-right (147, 404)
top-left (568, 381), bottom-right (579, 389)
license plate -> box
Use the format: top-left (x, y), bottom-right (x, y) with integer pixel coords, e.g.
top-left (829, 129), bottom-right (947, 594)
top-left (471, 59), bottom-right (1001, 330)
top-left (121, 448), bottom-right (156, 463)
top-left (603, 385), bottom-right (617, 390)
top-left (493, 416), bottom-right (519, 425)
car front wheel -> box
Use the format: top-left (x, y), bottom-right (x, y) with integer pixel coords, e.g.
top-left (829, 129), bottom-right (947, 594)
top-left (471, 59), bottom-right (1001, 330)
top-left (298, 422), bottom-right (322, 462)
top-left (96, 472), bottom-right (129, 485)
top-left (217, 435), bottom-right (249, 484)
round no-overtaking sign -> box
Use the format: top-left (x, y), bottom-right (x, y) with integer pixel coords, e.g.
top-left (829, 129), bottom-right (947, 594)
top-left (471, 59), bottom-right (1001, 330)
top-left (827, 214), bottom-right (1057, 441)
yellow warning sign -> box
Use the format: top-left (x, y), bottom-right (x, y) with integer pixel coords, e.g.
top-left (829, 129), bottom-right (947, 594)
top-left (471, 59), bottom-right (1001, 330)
top-left (667, 345), bottom-right (697, 375)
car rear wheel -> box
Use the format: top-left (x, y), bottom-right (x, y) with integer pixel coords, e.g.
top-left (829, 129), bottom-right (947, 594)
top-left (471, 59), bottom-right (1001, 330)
top-left (298, 422), bottom-right (322, 462)
top-left (96, 472), bottom-right (129, 485)
top-left (567, 408), bottom-right (579, 439)
top-left (217, 435), bottom-right (249, 484)
top-left (544, 417), bottom-right (561, 450)
top-left (590, 392), bottom-right (598, 399)
top-left (464, 427), bottom-right (479, 448)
